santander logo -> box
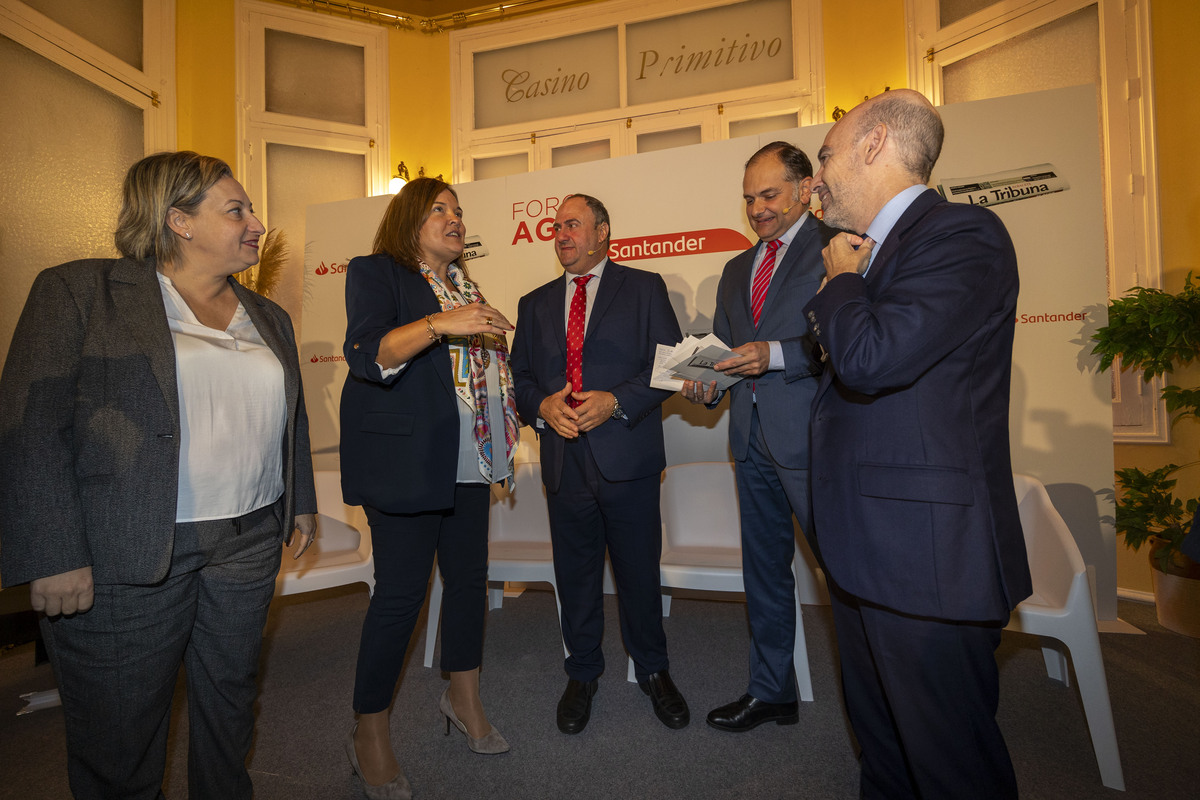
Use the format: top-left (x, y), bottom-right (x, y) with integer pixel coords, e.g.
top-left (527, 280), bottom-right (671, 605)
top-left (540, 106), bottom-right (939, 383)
top-left (606, 229), bottom-right (753, 262)
top-left (314, 261), bottom-right (348, 276)
top-left (309, 353), bottom-right (346, 364)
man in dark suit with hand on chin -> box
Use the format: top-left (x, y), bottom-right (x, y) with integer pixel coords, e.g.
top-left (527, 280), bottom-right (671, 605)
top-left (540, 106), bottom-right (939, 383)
top-left (681, 141), bottom-right (826, 733)
top-left (511, 193), bottom-right (688, 735)
top-left (803, 89), bottom-right (1032, 799)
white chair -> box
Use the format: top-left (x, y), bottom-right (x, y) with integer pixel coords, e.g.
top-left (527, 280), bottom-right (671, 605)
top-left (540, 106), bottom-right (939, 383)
top-left (658, 461), bottom-right (815, 702)
top-left (1006, 474), bottom-right (1125, 791)
top-left (276, 470), bottom-right (374, 597)
top-left (424, 462), bottom-right (568, 668)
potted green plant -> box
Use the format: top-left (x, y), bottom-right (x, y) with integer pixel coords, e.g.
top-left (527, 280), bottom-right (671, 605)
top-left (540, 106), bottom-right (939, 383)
top-left (1092, 272), bottom-right (1200, 636)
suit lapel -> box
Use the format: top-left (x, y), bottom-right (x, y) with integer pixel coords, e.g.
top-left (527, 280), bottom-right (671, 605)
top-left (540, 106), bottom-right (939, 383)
top-left (585, 262), bottom-right (624, 341)
top-left (549, 276), bottom-right (569, 356)
top-left (399, 266), bottom-right (455, 397)
top-left (232, 280), bottom-right (297, 412)
top-left (726, 248), bottom-right (756, 333)
top-left (109, 260), bottom-right (179, 423)
top-left (815, 190), bottom-right (943, 405)
top-left (865, 188), bottom-right (941, 287)
top-left (756, 215), bottom-right (820, 326)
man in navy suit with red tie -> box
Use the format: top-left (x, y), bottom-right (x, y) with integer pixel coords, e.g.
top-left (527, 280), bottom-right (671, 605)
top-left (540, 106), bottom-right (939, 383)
top-left (804, 89), bottom-right (1032, 798)
top-left (511, 194), bottom-right (688, 735)
top-left (682, 141), bottom-right (827, 733)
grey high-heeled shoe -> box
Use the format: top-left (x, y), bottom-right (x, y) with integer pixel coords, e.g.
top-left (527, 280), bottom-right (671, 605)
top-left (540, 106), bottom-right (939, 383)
top-left (438, 688), bottom-right (510, 754)
top-left (345, 723), bottom-right (413, 799)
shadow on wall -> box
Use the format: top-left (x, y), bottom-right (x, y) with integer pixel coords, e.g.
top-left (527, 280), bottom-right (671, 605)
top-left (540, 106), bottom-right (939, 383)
top-left (1008, 361), bottom-right (1118, 619)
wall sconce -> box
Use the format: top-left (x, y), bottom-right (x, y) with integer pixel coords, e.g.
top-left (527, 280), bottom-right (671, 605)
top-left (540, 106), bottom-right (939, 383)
top-left (388, 161), bottom-right (411, 194)
top-left (387, 162), bottom-right (445, 193)
top-left (417, 165), bottom-right (445, 182)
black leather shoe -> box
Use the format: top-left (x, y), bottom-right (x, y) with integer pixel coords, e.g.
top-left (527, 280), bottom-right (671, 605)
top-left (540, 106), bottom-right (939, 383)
top-left (638, 670), bottom-right (690, 729)
top-left (557, 678), bottom-right (598, 734)
top-left (706, 693), bottom-right (799, 732)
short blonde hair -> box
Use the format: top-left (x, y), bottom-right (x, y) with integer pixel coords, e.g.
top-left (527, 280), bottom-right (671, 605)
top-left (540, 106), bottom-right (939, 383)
top-left (114, 151), bottom-right (232, 265)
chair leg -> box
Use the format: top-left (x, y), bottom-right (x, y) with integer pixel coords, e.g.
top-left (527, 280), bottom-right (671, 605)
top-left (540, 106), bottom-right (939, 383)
top-left (423, 565), bottom-right (443, 669)
top-left (791, 556), bottom-right (814, 702)
top-left (661, 590), bottom-right (673, 617)
top-left (550, 583), bottom-right (570, 659)
top-left (488, 585), bottom-right (504, 610)
top-left (1061, 629), bottom-right (1126, 791)
top-left (1040, 640), bottom-right (1070, 686)
top-left (793, 540), bottom-right (829, 606)
top-left (627, 655), bottom-right (636, 683)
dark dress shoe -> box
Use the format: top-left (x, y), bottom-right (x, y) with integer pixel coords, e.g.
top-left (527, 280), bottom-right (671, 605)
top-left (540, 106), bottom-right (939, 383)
top-left (706, 693), bottom-right (799, 732)
top-left (638, 670), bottom-right (690, 729)
top-left (557, 678), bottom-right (598, 734)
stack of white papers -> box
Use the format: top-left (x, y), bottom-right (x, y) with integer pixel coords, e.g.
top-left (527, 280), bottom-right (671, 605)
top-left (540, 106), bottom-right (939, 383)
top-left (651, 334), bottom-right (743, 391)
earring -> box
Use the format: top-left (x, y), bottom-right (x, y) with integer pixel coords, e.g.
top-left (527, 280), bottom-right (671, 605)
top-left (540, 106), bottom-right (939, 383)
top-left (185, 232), bottom-right (192, 239)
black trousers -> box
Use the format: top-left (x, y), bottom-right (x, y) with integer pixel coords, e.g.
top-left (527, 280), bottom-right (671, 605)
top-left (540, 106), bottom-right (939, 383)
top-left (828, 582), bottom-right (1018, 800)
top-left (546, 437), bottom-right (668, 683)
top-left (353, 483), bottom-right (489, 713)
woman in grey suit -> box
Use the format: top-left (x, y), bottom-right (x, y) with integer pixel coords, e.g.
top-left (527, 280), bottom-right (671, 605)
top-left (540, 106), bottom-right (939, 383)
top-left (0, 151), bottom-right (318, 799)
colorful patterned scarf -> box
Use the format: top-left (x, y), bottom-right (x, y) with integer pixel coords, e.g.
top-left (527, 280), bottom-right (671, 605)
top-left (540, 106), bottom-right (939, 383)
top-left (418, 259), bottom-right (518, 485)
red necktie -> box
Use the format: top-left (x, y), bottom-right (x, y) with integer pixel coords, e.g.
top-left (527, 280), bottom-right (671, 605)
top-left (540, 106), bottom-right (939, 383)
top-left (566, 274), bottom-right (593, 408)
top-left (750, 239), bottom-right (781, 327)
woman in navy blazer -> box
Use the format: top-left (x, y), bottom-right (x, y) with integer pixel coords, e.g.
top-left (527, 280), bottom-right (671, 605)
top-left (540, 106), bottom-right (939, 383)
top-left (0, 151), bottom-right (317, 798)
top-left (340, 178), bottom-right (518, 798)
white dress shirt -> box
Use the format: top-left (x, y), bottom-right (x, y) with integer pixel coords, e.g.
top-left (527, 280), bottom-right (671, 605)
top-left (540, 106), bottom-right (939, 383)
top-left (158, 273), bottom-right (286, 523)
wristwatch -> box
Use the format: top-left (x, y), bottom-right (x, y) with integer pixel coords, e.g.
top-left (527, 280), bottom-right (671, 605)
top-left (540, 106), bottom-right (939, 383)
top-left (611, 396), bottom-right (625, 420)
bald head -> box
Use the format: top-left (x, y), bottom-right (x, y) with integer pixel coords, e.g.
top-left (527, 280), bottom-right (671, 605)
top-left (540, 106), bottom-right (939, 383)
top-left (812, 89), bottom-right (943, 233)
top-left (849, 89), bottom-right (943, 183)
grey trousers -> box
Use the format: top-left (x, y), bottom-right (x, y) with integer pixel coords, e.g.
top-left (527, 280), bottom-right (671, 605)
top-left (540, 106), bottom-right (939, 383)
top-left (41, 500), bottom-right (283, 800)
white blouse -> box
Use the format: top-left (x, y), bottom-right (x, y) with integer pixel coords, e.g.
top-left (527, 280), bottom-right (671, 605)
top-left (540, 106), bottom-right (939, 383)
top-left (158, 273), bottom-right (286, 522)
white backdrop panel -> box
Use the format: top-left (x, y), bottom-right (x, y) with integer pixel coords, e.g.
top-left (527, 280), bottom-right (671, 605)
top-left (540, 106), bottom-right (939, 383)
top-left (301, 86), bottom-right (1116, 618)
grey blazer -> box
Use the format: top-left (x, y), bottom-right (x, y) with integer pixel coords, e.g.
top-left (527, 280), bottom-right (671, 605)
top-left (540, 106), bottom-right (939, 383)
top-left (0, 258), bottom-right (317, 587)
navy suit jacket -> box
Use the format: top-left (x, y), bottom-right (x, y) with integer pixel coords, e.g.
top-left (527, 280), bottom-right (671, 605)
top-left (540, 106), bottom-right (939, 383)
top-left (713, 213), bottom-right (825, 469)
top-left (339, 253), bottom-right (463, 514)
top-left (803, 189), bottom-right (1032, 623)
top-left (511, 261), bottom-right (682, 493)
top-left (0, 259), bottom-right (316, 587)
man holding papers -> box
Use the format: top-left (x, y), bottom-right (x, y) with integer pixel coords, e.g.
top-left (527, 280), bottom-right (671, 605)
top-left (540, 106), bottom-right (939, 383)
top-left (682, 141), bottom-right (826, 732)
top-left (512, 194), bottom-right (688, 736)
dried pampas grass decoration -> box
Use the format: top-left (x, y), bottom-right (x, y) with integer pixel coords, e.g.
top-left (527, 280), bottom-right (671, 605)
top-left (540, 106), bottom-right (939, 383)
top-left (236, 228), bottom-right (288, 299)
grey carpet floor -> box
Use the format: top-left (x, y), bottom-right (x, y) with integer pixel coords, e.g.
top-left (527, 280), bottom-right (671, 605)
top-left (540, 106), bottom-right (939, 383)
top-left (1, 588), bottom-right (1196, 799)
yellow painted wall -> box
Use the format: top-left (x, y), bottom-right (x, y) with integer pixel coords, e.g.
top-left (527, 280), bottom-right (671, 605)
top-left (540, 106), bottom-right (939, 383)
top-left (386, 29), bottom-right (453, 182)
top-left (1112, 0), bottom-right (1200, 595)
top-left (176, 0), bottom-right (238, 165)
top-left (822, 0), bottom-right (909, 120)
top-left (172, 2), bottom-right (453, 179)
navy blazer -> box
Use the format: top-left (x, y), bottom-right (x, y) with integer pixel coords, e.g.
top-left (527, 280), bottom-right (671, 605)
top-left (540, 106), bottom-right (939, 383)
top-left (0, 259), bottom-right (316, 587)
top-left (803, 189), bottom-right (1032, 623)
top-left (511, 261), bottom-right (682, 493)
top-left (713, 213), bottom-right (825, 469)
top-left (339, 253), bottom-right (464, 514)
